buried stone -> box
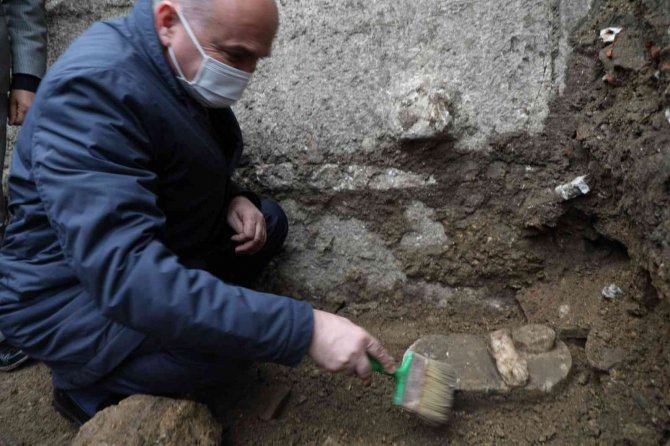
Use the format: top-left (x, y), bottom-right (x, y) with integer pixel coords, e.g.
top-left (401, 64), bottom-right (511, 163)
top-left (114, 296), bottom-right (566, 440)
top-left (408, 324), bottom-right (571, 395)
top-left (555, 175), bottom-right (590, 200)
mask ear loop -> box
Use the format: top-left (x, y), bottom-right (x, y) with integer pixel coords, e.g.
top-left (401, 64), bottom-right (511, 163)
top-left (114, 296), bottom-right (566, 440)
top-left (167, 7), bottom-right (207, 83)
top-left (167, 46), bottom-right (188, 80)
top-left (174, 8), bottom-right (208, 59)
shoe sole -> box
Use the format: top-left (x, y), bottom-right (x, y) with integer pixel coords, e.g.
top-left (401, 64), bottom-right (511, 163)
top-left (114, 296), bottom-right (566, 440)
top-left (0, 354), bottom-right (30, 372)
top-left (52, 390), bottom-right (90, 427)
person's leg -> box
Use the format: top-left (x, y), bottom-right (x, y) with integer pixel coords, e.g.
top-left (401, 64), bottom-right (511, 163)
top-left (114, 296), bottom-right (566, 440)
top-left (53, 338), bottom-right (248, 424)
top-left (209, 198), bottom-right (288, 286)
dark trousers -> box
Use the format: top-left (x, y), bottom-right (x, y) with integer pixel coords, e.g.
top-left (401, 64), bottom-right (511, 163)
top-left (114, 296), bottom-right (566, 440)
top-left (65, 198), bottom-right (289, 416)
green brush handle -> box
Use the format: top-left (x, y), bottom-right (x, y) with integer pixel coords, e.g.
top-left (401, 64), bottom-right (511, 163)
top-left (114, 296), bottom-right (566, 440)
top-left (368, 352), bottom-right (415, 405)
top-left (369, 356), bottom-right (394, 375)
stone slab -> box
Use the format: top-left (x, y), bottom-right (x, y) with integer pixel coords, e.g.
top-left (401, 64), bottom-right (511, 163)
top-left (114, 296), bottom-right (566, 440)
top-left (408, 334), bottom-right (506, 393)
top-left (408, 325), bottom-right (572, 395)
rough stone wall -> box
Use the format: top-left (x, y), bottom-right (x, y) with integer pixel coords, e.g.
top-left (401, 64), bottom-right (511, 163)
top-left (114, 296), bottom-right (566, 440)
top-left (8, 0), bottom-right (668, 305)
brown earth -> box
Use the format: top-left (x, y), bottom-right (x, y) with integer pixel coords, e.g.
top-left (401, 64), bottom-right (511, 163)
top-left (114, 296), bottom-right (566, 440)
top-left (1, 0), bottom-right (670, 444)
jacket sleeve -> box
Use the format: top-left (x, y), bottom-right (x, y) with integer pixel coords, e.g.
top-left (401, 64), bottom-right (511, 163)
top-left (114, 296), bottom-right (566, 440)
top-left (29, 70), bottom-right (314, 366)
top-left (4, 0), bottom-right (47, 78)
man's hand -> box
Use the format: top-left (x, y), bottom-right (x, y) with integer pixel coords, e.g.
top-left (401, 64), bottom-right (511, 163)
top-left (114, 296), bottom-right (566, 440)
top-left (8, 90), bottom-right (36, 126)
top-left (308, 309), bottom-right (397, 385)
top-left (226, 195), bottom-right (266, 255)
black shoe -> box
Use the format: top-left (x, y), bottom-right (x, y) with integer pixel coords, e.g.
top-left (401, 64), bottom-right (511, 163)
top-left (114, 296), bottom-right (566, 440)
top-left (52, 389), bottom-right (92, 427)
top-left (0, 342), bottom-right (29, 372)
top-left (52, 388), bottom-right (123, 427)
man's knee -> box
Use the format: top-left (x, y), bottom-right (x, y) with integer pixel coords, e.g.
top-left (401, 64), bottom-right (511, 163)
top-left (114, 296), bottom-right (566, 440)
top-left (261, 198), bottom-right (288, 246)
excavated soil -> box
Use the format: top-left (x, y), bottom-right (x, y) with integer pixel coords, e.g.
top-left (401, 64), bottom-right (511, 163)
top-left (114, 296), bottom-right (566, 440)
top-left (1, 0), bottom-right (669, 444)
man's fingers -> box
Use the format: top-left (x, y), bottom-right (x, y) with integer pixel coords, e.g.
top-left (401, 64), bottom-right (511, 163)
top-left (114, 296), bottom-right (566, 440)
top-left (231, 232), bottom-right (249, 242)
top-left (366, 336), bottom-right (396, 374)
top-left (354, 355), bottom-right (373, 385)
top-left (242, 215), bottom-right (256, 239)
top-left (234, 240), bottom-right (255, 253)
top-left (254, 218), bottom-right (264, 244)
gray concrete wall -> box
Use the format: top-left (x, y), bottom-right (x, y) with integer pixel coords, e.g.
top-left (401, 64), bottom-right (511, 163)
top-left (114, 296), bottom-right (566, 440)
top-left (7, 0), bottom-right (597, 305)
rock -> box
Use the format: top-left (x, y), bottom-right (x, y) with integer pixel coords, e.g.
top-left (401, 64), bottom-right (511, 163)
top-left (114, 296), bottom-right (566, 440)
top-left (599, 32), bottom-right (648, 72)
top-left (577, 371), bottom-right (590, 385)
top-left (388, 78), bottom-right (452, 141)
top-left (409, 334), bottom-right (507, 393)
top-left (601, 283), bottom-right (623, 299)
top-left (599, 27), bottom-right (622, 43)
top-left (257, 385), bottom-right (292, 421)
top-left (555, 175), bottom-right (590, 200)
top-left (305, 164), bottom-right (437, 192)
top-left (489, 329), bottom-right (529, 387)
top-left (523, 341), bottom-right (572, 393)
top-left (277, 200), bottom-right (407, 302)
top-left (512, 324), bottom-right (556, 353)
top-left (585, 329), bottom-right (626, 371)
top-left (399, 201), bottom-right (449, 255)
top-left (408, 324), bottom-right (572, 395)
top-left (72, 395), bottom-right (222, 446)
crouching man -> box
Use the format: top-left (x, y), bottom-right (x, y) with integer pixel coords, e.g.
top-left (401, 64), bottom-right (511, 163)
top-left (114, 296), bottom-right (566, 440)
top-left (0, 0), bottom-right (395, 424)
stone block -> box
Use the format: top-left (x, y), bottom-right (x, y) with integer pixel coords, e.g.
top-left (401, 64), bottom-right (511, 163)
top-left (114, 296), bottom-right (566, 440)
top-left (72, 395), bottom-right (222, 446)
top-left (408, 324), bottom-right (572, 396)
top-left (512, 324), bottom-right (556, 353)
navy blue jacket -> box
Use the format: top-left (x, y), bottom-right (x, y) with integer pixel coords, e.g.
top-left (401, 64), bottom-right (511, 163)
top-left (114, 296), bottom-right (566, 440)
top-left (0, 0), bottom-right (313, 389)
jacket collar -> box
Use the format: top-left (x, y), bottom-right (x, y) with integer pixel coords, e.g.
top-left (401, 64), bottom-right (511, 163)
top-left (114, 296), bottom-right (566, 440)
top-left (128, 0), bottom-right (189, 104)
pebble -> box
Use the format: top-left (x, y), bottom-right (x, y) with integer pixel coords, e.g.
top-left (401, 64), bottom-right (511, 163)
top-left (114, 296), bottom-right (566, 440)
top-left (577, 372), bottom-right (590, 385)
top-left (602, 283), bottom-right (623, 299)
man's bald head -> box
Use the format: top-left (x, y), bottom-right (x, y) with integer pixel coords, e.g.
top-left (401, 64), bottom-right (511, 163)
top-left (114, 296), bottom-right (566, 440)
top-left (155, 0), bottom-right (278, 32)
top-left (155, 0), bottom-right (279, 75)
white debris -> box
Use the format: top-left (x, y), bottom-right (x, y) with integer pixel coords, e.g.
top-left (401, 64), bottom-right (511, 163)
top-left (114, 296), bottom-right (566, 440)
top-left (600, 27), bottom-right (622, 43)
top-left (602, 284), bottom-right (623, 299)
top-left (555, 175), bottom-right (590, 200)
top-left (665, 108), bottom-right (670, 126)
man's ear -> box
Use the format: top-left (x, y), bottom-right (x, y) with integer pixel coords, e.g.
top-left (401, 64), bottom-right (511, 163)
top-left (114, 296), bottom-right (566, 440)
top-left (154, 1), bottom-right (178, 47)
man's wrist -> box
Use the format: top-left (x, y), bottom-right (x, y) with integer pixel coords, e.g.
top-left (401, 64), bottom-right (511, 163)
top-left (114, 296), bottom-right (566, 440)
top-left (11, 74), bottom-right (41, 93)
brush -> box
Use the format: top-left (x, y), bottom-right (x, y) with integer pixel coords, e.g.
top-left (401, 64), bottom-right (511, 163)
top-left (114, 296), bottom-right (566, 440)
top-left (369, 351), bottom-right (457, 424)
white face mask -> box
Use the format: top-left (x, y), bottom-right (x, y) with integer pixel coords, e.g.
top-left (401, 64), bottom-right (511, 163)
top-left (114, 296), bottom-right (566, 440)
top-left (167, 8), bottom-right (252, 108)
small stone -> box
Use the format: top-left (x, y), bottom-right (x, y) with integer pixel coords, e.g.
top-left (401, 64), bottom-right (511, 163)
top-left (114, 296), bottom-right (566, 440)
top-left (577, 372), bottom-right (590, 385)
top-left (555, 176), bottom-right (590, 200)
top-left (489, 329), bottom-right (529, 388)
top-left (512, 324), bottom-right (556, 354)
top-left (258, 385), bottom-right (292, 421)
top-left (599, 27), bottom-right (622, 43)
top-left (602, 284), bottom-right (623, 299)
